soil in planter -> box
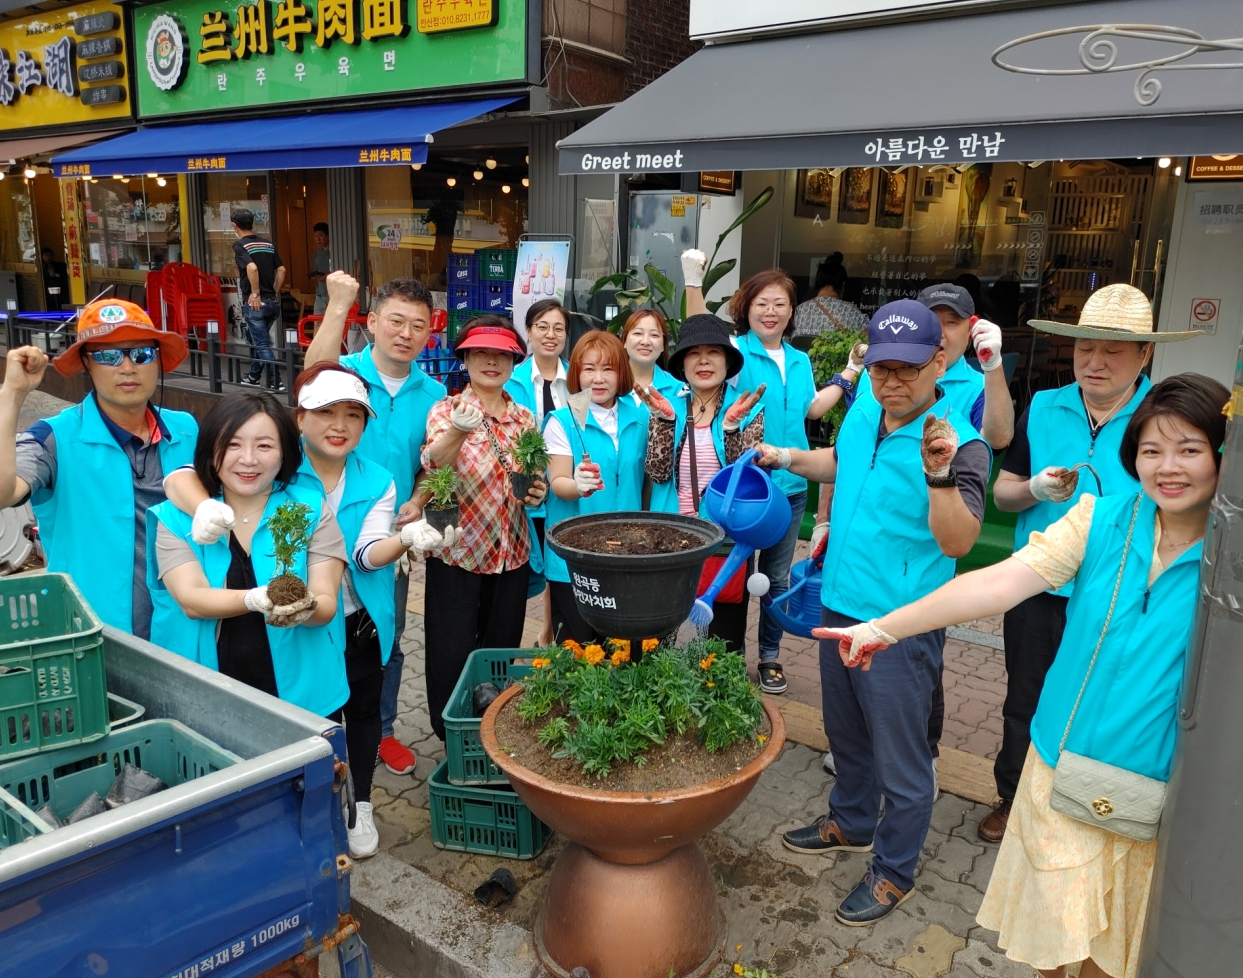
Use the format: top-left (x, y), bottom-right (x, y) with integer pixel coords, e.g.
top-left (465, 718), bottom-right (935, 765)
top-left (267, 573), bottom-right (308, 606)
top-left (493, 694), bottom-right (771, 792)
top-left (556, 520), bottom-right (701, 557)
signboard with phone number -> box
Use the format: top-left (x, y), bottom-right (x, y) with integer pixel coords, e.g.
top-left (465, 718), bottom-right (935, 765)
top-left (162, 906), bottom-right (308, 978)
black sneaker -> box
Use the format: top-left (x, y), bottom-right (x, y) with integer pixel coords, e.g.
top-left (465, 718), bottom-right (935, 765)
top-left (757, 661), bottom-right (787, 694)
top-left (781, 815), bottom-right (873, 855)
top-left (835, 870), bottom-right (912, 926)
top-left (240, 375), bottom-right (261, 387)
top-left (273, 382), bottom-right (287, 393)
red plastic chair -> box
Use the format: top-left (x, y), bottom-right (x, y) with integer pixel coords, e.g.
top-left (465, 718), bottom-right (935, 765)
top-left (297, 302), bottom-right (366, 353)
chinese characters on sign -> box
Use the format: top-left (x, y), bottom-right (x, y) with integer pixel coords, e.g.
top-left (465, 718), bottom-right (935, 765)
top-left (187, 156), bottom-right (228, 170)
top-left (358, 147), bottom-right (414, 163)
top-left (417, 0), bottom-right (498, 34)
top-left (59, 178), bottom-right (88, 306)
top-left (1195, 192), bottom-right (1243, 233)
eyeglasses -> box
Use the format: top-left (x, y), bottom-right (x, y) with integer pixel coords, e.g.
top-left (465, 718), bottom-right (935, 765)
top-left (381, 315), bottom-right (426, 335)
top-left (866, 357), bottom-right (936, 383)
top-left (87, 346), bottom-right (159, 367)
top-left (530, 321), bottom-right (566, 337)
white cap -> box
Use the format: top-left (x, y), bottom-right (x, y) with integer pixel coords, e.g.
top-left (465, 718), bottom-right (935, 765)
top-left (297, 369), bottom-right (376, 418)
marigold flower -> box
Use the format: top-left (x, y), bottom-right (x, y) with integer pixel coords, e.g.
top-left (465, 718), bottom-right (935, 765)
top-left (532, 658), bottom-right (551, 669)
top-left (699, 653), bottom-right (716, 671)
top-left (609, 638), bottom-right (630, 653)
top-left (563, 639), bottom-right (585, 659)
top-left (734, 965), bottom-right (745, 976)
top-left (642, 638), bottom-right (659, 652)
top-left (757, 734), bottom-right (767, 745)
top-left (611, 647), bottom-right (631, 666)
top-left (584, 643), bottom-right (606, 666)
top-left (706, 681), bottom-right (715, 688)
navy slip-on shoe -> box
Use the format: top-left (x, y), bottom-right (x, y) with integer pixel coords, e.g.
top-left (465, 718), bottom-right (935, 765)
top-left (835, 870), bottom-right (913, 926)
top-left (781, 815), bottom-right (874, 855)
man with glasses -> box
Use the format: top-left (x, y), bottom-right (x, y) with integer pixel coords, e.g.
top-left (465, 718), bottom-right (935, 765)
top-left (0, 299), bottom-right (197, 640)
top-left (759, 300), bottom-right (990, 925)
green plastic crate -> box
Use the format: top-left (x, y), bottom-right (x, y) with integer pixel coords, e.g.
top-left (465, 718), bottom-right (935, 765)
top-left (0, 783), bottom-right (53, 847)
top-left (447, 308), bottom-right (489, 342)
top-left (477, 248), bottom-right (517, 282)
top-left (0, 572), bottom-right (107, 761)
top-left (0, 718), bottom-right (240, 843)
top-left (429, 758), bottom-right (550, 859)
top-left (443, 648), bottom-right (533, 785)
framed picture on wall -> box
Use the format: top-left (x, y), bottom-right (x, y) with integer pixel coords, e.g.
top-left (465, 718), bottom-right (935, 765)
top-left (875, 169), bottom-right (909, 229)
top-left (837, 168), bottom-right (874, 225)
top-left (794, 168), bottom-right (835, 218)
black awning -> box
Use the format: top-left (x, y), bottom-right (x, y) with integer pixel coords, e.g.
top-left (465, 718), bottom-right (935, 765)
top-left (558, 0), bottom-right (1243, 175)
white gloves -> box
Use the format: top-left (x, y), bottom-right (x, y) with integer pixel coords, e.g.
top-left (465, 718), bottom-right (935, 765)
top-left (574, 462), bottom-right (603, 497)
top-left (757, 445), bottom-right (792, 470)
top-left (401, 518), bottom-right (458, 551)
top-left (1030, 465), bottom-right (1079, 503)
top-left (268, 594), bottom-right (317, 629)
top-left (243, 586), bottom-right (274, 615)
top-left (810, 522), bottom-right (829, 557)
top-left (846, 342), bottom-right (868, 376)
top-left (680, 249), bottom-right (707, 289)
top-left (971, 318), bottom-right (1003, 372)
top-left (449, 397), bottom-right (485, 432)
top-left (192, 499), bottom-right (236, 545)
top-left (812, 619), bottom-right (898, 670)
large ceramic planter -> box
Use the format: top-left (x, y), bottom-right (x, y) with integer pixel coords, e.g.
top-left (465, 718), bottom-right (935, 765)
top-left (482, 686), bottom-right (786, 978)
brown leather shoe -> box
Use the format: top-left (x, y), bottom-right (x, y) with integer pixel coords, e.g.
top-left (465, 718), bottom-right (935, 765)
top-left (978, 797), bottom-right (1012, 843)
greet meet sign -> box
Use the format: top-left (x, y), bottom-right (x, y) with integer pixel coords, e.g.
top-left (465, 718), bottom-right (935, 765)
top-left (0, 1), bottom-right (132, 132)
top-left (134, 0), bottom-right (530, 119)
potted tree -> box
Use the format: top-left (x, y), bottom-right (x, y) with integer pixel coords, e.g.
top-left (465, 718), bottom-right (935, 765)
top-left (265, 501), bottom-right (314, 607)
top-left (423, 466), bottom-right (460, 533)
top-left (507, 426), bottom-right (550, 502)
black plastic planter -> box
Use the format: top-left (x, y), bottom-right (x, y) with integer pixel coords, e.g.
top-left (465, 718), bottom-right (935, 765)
top-left (510, 471), bottom-right (541, 502)
top-left (546, 511), bottom-right (724, 642)
top-left (425, 503), bottom-right (460, 534)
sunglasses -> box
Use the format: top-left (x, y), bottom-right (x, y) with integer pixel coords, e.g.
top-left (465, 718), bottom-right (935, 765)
top-left (87, 346), bottom-right (160, 367)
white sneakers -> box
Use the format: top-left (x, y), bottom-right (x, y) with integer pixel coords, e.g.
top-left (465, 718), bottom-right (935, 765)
top-left (349, 801), bottom-right (379, 858)
top-left (823, 751), bottom-right (836, 776)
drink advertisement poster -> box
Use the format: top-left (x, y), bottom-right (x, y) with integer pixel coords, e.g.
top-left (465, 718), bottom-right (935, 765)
top-left (512, 241), bottom-right (570, 341)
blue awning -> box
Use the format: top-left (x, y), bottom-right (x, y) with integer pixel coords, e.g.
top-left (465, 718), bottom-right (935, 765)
top-left (52, 97), bottom-right (518, 177)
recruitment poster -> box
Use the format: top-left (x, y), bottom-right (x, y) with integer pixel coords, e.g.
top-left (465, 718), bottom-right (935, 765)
top-left (511, 240), bottom-right (570, 341)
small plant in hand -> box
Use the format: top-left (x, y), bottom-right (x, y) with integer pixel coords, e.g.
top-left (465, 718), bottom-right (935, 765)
top-left (500, 636), bottom-right (766, 786)
top-left (508, 426), bottom-right (550, 501)
top-left (423, 466), bottom-right (460, 533)
top-left (266, 501), bottom-right (314, 605)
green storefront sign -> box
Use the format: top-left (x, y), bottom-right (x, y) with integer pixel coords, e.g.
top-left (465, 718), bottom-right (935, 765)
top-left (134, 0), bottom-right (533, 118)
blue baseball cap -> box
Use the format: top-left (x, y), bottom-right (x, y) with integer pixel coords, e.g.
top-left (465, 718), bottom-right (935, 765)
top-left (918, 283), bottom-right (975, 318)
top-left (864, 300), bottom-right (943, 367)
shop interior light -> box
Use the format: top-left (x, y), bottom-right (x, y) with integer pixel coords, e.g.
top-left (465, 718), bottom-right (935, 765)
top-left (501, 184), bottom-right (511, 194)
top-left (521, 177), bottom-right (530, 188)
top-left (147, 172), bottom-right (158, 178)
top-left (0, 171), bottom-right (5, 181)
top-left (1158, 157), bottom-right (1172, 168)
top-left (1028, 161), bottom-right (1046, 168)
top-left (23, 165), bottom-right (37, 179)
top-left (446, 176), bottom-right (457, 187)
top-left (485, 158), bottom-right (497, 170)
top-left (525, 154), bottom-right (530, 164)
top-left (473, 169), bottom-right (484, 180)
top-left (157, 177), bottom-right (168, 187)
top-left (411, 163), bottom-right (422, 170)
top-left (113, 174), bottom-right (125, 181)
top-left (1175, 165), bottom-right (1183, 176)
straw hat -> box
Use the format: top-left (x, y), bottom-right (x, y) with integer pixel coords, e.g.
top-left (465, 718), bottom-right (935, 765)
top-left (1029, 284), bottom-right (1201, 343)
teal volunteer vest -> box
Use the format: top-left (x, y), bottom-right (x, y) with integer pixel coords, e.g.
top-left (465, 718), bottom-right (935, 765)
top-left (648, 386), bottom-right (733, 518)
top-left (731, 330), bottom-right (816, 497)
top-left (146, 484), bottom-right (350, 718)
top-left (1029, 492), bottom-right (1201, 782)
top-left (822, 389), bottom-right (988, 621)
top-left (36, 394), bottom-right (197, 633)
top-left (542, 397), bottom-right (649, 583)
top-left (292, 451), bottom-right (398, 666)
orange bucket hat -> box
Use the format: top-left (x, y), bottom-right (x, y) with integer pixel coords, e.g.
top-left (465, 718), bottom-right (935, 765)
top-left (52, 298), bottom-right (189, 377)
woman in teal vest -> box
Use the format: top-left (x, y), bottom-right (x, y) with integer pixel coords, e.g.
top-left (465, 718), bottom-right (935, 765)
top-left (635, 314), bottom-right (764, 653)
top-left (544, 330), bottom-right (649, 642)
top-left (148, 391), bottom-right (350, 722)
top-left (819, 373), bottom-right (1228, 978)
top-left (621, 308), bottom-right (681, 407)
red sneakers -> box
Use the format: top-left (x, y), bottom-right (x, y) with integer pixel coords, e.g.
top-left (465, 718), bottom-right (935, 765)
top-left (378, 736), bottom-right (416, 775)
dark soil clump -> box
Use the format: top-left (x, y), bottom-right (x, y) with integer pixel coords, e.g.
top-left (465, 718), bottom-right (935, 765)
top-left (556, 520), bottom-right (702, 556)
top-left (267, 573), bottom-right (308, 606)
top-left (493, 693), bottom-right (770, 792)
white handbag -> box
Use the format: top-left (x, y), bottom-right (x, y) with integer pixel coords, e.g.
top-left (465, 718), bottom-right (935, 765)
top-left (1049, 496), bottom-right (1167, 843)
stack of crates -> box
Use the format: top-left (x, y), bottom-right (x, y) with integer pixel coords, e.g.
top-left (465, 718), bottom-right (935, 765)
top-left (478, 248), bottom-right (517, 315)
top-left (429, 648), bottom-right (551, 860)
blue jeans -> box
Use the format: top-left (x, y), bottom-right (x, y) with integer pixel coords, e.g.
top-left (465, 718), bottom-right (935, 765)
top-left (243, 297), bottom-right (282, 386)
top-left (380, 573), bottom-right (410, 739)
top-left (819, 605), bottom-right (943, 891)
top-left (757, 490), bottom-right (807, 661)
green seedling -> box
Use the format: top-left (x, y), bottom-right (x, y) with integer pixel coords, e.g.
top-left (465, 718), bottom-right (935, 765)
top-left (424, 466), bottom-right (459, 509)
top-left (509, 426), bottom-right (551, 476)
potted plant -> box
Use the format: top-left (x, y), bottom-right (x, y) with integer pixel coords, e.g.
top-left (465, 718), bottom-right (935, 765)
top-left (507, 426), bottom-right (550, 502)
top-left (423, 466), bottom-right (460, 533)
top-left (265, 501), bottom-right (314, 607)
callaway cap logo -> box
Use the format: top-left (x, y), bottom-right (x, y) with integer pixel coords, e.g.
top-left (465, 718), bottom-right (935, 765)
top-left (928, 290), bottom-right (957, 300)
top-left (97, 305), bottom-right (128, 323)
top-left (878, 313), bottom-right (920, 335)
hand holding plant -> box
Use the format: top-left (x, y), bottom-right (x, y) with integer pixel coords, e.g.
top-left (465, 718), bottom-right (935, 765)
top-left (265, 501), bottom-right (314, 608)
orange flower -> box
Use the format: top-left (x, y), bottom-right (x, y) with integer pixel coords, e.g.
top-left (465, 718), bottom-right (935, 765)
top-left (531, 657), bottom-right (551, 669)
top-left (611, 646), bottom-right (631, 666)
top-left (584, 643), bottom-right (606, 666)
top-left (609, 638), bottom-right (630, 653)
top-left (563, 639), bottom-right (585, 660)
top-left (642, 638), bottom-right (659, 652)
top-left (699, 653), bottom-right (716, 671)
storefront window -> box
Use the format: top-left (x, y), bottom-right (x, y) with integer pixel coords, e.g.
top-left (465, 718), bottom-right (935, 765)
top-left (201, 173), bottom-right (272, 279)
top-left (0, 179), bottom-right (37, 266)
top-left (82, 175), bottom-right (182, 271)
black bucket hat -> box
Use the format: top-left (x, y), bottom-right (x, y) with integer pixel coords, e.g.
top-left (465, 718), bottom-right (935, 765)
top-left (667, 314), bottom-right (744, 381)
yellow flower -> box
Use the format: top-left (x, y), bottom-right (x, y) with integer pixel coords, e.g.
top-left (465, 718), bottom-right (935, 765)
top-left (706, 681), bottom-right (715, 688)
top-left (531, 657), bottom-right (551, 669)
top-left (757, 734), bottom-right (767, 745)
top-left (734, 965), bottom-right (745, 976)
top-left (642, 638), bottom-right (659, 652)
top-left (563, 639), bottom-right (585, 660)
top-left (736, 944), bottom-right (744, 952)
top-left (699, 653), bottom-right (716, 671)
top-left (611, 647), bottom-right (631, 666)
top-left (584, 644), bottom-right (606, 666)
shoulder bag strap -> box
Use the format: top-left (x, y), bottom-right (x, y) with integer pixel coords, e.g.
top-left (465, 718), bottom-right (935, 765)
top-left (1058, 494), bottom-right (1143, 753)
top-left (813, 298), bottom-right (847, 332)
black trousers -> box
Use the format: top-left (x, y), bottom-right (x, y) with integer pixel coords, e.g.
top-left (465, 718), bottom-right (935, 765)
top-left (424, 557), bottom-right (530, 741)
top-left (330, 609), bottom-right (385, 803)
top-left (996, 590), bottom-right (1069, 799)
top-left (928, 666), bottom-right (945, 760)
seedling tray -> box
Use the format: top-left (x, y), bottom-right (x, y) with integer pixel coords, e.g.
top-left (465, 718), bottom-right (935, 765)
top-left (429, 758), bottom-right (550, 859)
top-left (443, 648), bottom-right (533, 785)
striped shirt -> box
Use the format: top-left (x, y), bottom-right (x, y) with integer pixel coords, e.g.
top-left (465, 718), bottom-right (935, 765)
top-left (233, 235), bottom-right (283, 299)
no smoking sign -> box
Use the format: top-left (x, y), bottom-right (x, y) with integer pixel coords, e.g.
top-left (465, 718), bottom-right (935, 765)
top-left (1190, 297), bottom-right (1220, 335)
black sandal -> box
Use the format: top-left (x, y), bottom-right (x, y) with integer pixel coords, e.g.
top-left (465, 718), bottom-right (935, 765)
top-left (757, 662), bottom-right (787, 694)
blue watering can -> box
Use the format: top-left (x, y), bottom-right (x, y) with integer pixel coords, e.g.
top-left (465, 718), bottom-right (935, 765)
top-left (748, 552), bottom-right (824, 640)
top-left (689, 449), bottom-right (791, 627)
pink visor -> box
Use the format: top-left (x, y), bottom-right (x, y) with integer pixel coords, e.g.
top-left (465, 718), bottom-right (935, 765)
top-left (454, 325), bottom-right (525, 357)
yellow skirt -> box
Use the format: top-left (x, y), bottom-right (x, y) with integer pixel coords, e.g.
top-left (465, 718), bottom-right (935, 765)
top-left (976, 746), bottom-right (1158, 978)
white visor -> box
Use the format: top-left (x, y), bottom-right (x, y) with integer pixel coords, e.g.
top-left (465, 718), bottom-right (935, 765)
top-left (297, 369), bottom-right (376, 418)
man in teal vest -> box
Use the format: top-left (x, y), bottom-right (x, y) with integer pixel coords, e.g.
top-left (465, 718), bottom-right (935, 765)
top-left (760, 300), bottom-right (991, 925)
top-left (0, 298), bottom-right (195, 640)
top-left (979, 283), bottom-right (1185, 844)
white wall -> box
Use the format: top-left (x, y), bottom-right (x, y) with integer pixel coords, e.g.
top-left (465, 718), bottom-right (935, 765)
top-left (696, 190), bottom-right (744, 307)
top-left (1153, 177), bottom-right (1243, 388)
